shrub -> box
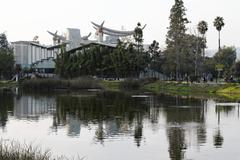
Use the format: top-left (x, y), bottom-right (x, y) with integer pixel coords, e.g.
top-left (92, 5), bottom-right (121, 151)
top-left (21, 77), bottom-right (101, 91)
top-left (119, 79), bottom-right (141, 90)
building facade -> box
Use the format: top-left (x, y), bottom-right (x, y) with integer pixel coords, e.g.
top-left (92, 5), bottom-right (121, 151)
top-left (12, 41), bottom-right (59, 69)
top-left (66, 28), bottom-right (82, 50)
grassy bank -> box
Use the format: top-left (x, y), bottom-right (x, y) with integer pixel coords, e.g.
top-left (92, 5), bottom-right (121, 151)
top-left (100, 79), bottom-right (142, 91)
top-left (100, 80), bottom-right (120, 91)
top-left (143, 81), bottom-right (221, 94)
top-left (1, 78), bottom-right (140, 92)
top-left (0, 80), bottom-right (18, 88)
top-left (5, 78), bottom-right (240, 100)
top-left (143, 81), bottom-right (240, 99)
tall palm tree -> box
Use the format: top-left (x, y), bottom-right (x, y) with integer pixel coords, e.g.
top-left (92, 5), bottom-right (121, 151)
top-left (197, 21), bottom-right (208, 58)
top-left (214, 17), bottom-right (225, 52)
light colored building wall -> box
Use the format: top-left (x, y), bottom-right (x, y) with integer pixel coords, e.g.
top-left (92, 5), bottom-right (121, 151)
top-left (32, 46), bottom-right (36, 64)
top-left (13, 43), bottom-right (29, 68)
top-left (66, 28), bottom-right (81, 50)
top-left (28, 45), bottom-right (32, 65)
top-left (12, 41), bottom-right (57, 68)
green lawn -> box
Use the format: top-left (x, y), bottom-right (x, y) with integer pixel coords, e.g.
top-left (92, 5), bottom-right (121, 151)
top-left (143, 81), bottom-right (240, 99)
top-left (0, 80), bottom-right (18, 88)
top-left (100, 80), bottom-right (121, 91)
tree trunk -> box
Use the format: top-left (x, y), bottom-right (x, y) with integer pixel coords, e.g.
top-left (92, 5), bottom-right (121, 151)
top-left (218, 31), bottom-right (221, 53)
top-left (202, 35), bottom-right (206, 60)
top-left (175, 46), bottom-right (179, 81)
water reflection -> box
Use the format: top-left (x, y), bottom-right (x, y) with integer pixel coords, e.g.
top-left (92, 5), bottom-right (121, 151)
top-left (213, 128), bottom-right (224, 148)
top-left (216, 105), bottom-right (236, 124)
top-left (54, 92), bottom-right (148, 142)
top-left (0, 90), bottom-right (14, 129)
top-left (161, 96), bottom-right (206, 160)
top-left (1, 90), bottom-right (240, 160)
top-left (14, 96), bottom-right (56, 120)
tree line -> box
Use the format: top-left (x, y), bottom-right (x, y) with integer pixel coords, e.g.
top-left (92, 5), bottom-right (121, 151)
top-left (159, 0), bottom-right (236, 81)
top-left (55, 23), bottom-right (150, 79)
top-left (55, 0), bottom-right (237, 81)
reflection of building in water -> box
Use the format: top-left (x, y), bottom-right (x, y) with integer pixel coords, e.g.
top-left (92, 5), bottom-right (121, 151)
top-left (67, 114), bottom-right (81, 137)
top-left (14, 96), bottom-right (56, 120)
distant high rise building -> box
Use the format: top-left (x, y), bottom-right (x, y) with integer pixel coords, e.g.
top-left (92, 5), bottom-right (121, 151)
top-left (66, 28), bottom-right (81, 50)
top-left (105, 35), bottom-right (119, 44)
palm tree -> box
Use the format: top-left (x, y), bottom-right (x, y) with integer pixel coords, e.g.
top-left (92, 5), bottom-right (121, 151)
top-left (214, 17), bottom-right (225, 52)
top-left (197, 21), bottom-right (208, 58)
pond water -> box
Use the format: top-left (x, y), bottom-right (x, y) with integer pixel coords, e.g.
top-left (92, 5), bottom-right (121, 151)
top-left (0, 89), bottom-right (240, 160)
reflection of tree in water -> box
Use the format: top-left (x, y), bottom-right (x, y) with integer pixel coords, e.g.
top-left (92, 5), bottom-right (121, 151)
top-left (215, 105), bottom-right (235, 124)
top-left (95, 121), bottom-right (105, 144)
top-left (0, 90), bottom-right (14, 129)
top-left (197, 126), bottom-right (207, 144)
top-left (216, 105), bottom-right (235, 116)
top-left (162, 95), bottom-right (206, 160)
top-left (213, 128), bottom-right (224, 148)
top-left (55, 92), bottom-right (149, 146)
top-left (197, 100), bottom-right (207, 144)
top-left (55, 92), bottom-right (208, 150)
top-left (168, 127), bottom-right (186, 160)
top-left (134, 112), bottom-right (143, 147)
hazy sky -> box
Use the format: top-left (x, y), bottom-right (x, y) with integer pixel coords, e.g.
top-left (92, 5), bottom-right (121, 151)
top-left (0, 0), bottom-right (239, 50)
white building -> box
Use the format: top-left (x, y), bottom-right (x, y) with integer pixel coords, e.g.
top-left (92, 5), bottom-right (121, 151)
top-left (12, 41), bottom-right (59, 69)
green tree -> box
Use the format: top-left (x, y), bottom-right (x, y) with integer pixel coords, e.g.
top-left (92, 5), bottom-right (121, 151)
top-left (133, 22), bottom-right (144, 53)
top-left (197, 21), bottom-right (208, 58)
top-left (132, 23), bottom-right (150, 77)
top-left (214, 46), bottom-right (236, 78)
top-left (163, 34), bottom-right (205, 80)
top-left (234, 61), bottom-right (240, 80)
top-left (149, 40), bottom-right (163, 73)
top-left (182, 34), bottom-right (204, 78)
top-left (55, 33), bottom-right (149, 79)
top-left (0, 33), bottom-right (14, 79)
top-left (166, 0), bottom-right (189, 80)
top-left (214, 17), bottom-right (225, 52)
top-left (110, 40), bottom-right (129, 78)
top-left (55, 44), bottom-right (117, 78)
top-left (54, 45), bottom-right (71, 78)
top-left (202, 57), bottom-right (217, 78)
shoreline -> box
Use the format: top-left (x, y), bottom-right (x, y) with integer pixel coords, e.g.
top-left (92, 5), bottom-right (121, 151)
top-left (0, 81), bottom-right (18, 89)
top-left (2, 79), bottom-right (240, 100)
top-left (143, 81), bottom-right (240, 100)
